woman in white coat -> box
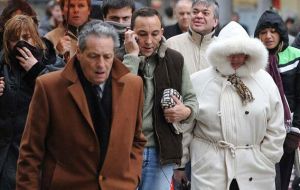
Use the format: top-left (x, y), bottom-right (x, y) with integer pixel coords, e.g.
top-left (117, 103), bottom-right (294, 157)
top-left (189, 21), bottom-right (286, 190)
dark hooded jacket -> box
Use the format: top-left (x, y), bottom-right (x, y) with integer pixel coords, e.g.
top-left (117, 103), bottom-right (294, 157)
top-left (254, 10), bottom-right (300, 129)
top-left (0, 38), bottom-right (57, 190)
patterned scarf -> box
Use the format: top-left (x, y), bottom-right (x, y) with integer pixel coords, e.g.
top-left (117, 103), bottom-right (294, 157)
top-left (227, 74), bottom-right (254, 105)
top-left (267, 53), bottom-right (292, 127)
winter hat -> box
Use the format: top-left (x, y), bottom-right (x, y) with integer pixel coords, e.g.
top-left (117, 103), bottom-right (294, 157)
top-left (207, 21), bottom-right (268, 77)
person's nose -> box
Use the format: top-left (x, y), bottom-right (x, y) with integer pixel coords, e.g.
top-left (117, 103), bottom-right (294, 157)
top-left (73, 6), bottom-right (79, 13)
top-left (194, 12), bottom-right (204, 18)
top-left (145, 35), bottom-right (152, 44)
top-left (97, 57), bottom-right (105, 68)
top-left (265, 31), bottom-right (272, 38)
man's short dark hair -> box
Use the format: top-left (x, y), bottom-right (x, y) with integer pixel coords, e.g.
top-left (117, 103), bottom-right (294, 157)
top-left (102, 0), bottom-right (135, 18)
top-left (130, 7), bottom-right (162, 30)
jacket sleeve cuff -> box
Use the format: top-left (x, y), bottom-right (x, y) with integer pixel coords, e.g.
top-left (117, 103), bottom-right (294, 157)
top-left (123, 54), bottom-right (140, 74)
top-left (24, 62), bottom-right (46, 84)
top-left (180, 105), bottom-right (195, 124)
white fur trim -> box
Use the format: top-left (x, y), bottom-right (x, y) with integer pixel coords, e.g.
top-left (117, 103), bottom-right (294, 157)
top-left (207, 21), bottom-right (268, 77)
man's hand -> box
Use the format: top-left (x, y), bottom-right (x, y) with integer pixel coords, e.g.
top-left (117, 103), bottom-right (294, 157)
top-left (0, 77), bottom-right (5, 96)
top-left (56, 35), bottom-right (71, 55)
top-left (124, 29), bottom-right (139, 56)
top-left (164, 96), bottom-right (191, 123)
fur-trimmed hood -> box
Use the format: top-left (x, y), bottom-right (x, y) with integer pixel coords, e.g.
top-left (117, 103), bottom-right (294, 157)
top-left (207, 21), bottom-right (268, 77)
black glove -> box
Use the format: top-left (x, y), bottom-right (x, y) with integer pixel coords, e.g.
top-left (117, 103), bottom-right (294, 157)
top-left (284, 131), bottom-right (300, 153)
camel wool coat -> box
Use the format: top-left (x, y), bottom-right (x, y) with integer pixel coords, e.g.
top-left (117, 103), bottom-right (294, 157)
top-left (16, 57), bottom-right (146, 190)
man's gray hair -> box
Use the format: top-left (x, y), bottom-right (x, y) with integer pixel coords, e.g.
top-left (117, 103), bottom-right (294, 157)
top-left (192, 0), bottom-right (219, 19)
top-left (78, 20), bottom-right (120, 51)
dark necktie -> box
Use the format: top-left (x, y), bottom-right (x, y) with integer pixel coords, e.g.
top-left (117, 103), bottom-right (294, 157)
top-left (94, 85), bottom-right (103, 99)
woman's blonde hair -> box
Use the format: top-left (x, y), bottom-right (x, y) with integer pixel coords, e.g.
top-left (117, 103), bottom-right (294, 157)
top-left (3, 15), bottom-right (46, 65)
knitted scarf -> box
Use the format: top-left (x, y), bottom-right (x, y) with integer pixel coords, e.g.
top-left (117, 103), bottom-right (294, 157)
top-left (267, 54), bottom-right (292, 127)
top-left (227, 74), bottom-right (254, 105)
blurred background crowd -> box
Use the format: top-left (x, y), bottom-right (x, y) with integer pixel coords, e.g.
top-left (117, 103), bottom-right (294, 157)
top-left (1, 0), bottom-right (300, 38)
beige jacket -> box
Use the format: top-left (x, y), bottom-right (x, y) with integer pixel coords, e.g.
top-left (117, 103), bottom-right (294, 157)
top-left (166, 28), bottom-right (217, 74)
top-left (45, 25), bottom-right (78, 59)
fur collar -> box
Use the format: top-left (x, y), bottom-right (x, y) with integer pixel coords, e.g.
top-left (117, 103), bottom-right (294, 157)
top-left (157, 37), bottom-right (168, 58)
top-left (207, 21), bottom-right (268, 77)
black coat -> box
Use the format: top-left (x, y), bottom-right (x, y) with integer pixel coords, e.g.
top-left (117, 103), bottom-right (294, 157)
top-left (0, 38), bottom-right (57, 189)
top-left (163, 23), bottom-right (184, 39)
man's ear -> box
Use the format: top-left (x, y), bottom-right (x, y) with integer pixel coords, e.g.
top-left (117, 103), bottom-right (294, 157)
top-left (214, 18), bottom-right (219, 28)
top-left (161, 28), bottom-right (164, 35)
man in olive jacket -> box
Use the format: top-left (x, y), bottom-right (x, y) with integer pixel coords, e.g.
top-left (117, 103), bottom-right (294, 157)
top-left (123, 7), bottom-right (198, 190)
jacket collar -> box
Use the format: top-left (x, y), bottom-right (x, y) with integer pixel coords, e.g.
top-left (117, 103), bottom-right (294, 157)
top-left (188, 27), bottom-right (215, 45)
top-left (63, 19), bottom-right (90, 40)
top-left (157, 37), bottom-right (168, 58)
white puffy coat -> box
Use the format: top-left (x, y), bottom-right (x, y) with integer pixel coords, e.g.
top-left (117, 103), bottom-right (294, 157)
top-left (189, 21), bottom-right (286, 190)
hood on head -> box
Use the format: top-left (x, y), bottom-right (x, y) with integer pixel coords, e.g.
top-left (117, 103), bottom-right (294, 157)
top-left (207, 21), bottom-right (268, 77)
top-left (254, 10), bottom-right (289, 48)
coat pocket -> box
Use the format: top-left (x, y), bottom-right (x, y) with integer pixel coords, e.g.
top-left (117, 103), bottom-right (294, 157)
top-left (255, 149), bottom-right (274, 169)
top-left (190, 139), bottom-right (213, 170)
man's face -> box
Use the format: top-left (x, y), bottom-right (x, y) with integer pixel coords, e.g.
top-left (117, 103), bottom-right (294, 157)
top-left (258, 28), bottom-right (280, 50)
top-left (63, 0), bottom-right (90, 27)
top-left (104, 6), bottom-right (132, 25)
top-left (190, 3), bottom-right (218, 35)
top-left (175, 1), bottom-right (192, 31)
top-left (133, 15), bottom-right (163, 57)
top-left (77, 36), bottom-right (114, 85)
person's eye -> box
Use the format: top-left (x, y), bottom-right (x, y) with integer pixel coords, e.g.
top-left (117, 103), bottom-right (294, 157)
top-left (104, 54), bottom-right (113, 60)
top-left (152, 32), bottom-right (159, 37)
top-left (138, 33), bottom-right (147, 37)
top-left (88, 54), bottom-right (98, 59)
top-left (259, 30), bottom-right (267, 35)
top-left (123, 17), bottom-right (130, 21)
top-left (78, 3), bottom-right (85, 8)
top-left (192, 10), bottom-right (199, 15)
top-left (203, 11), bottom-right (210, 16)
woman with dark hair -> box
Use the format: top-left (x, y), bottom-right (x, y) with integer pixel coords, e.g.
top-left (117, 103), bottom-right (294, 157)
top-left (0, 15), bottom-right (56, 189)
top-left (0, 0), bottom-right (38, 50)
top-left (254, 10), bottom-right (300, 190)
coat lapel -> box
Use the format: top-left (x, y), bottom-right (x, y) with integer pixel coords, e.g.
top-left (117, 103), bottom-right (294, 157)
top-left (110, 58), bottom-right (129, 126)
top-left (62, 58), bottom-right (95, 133)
